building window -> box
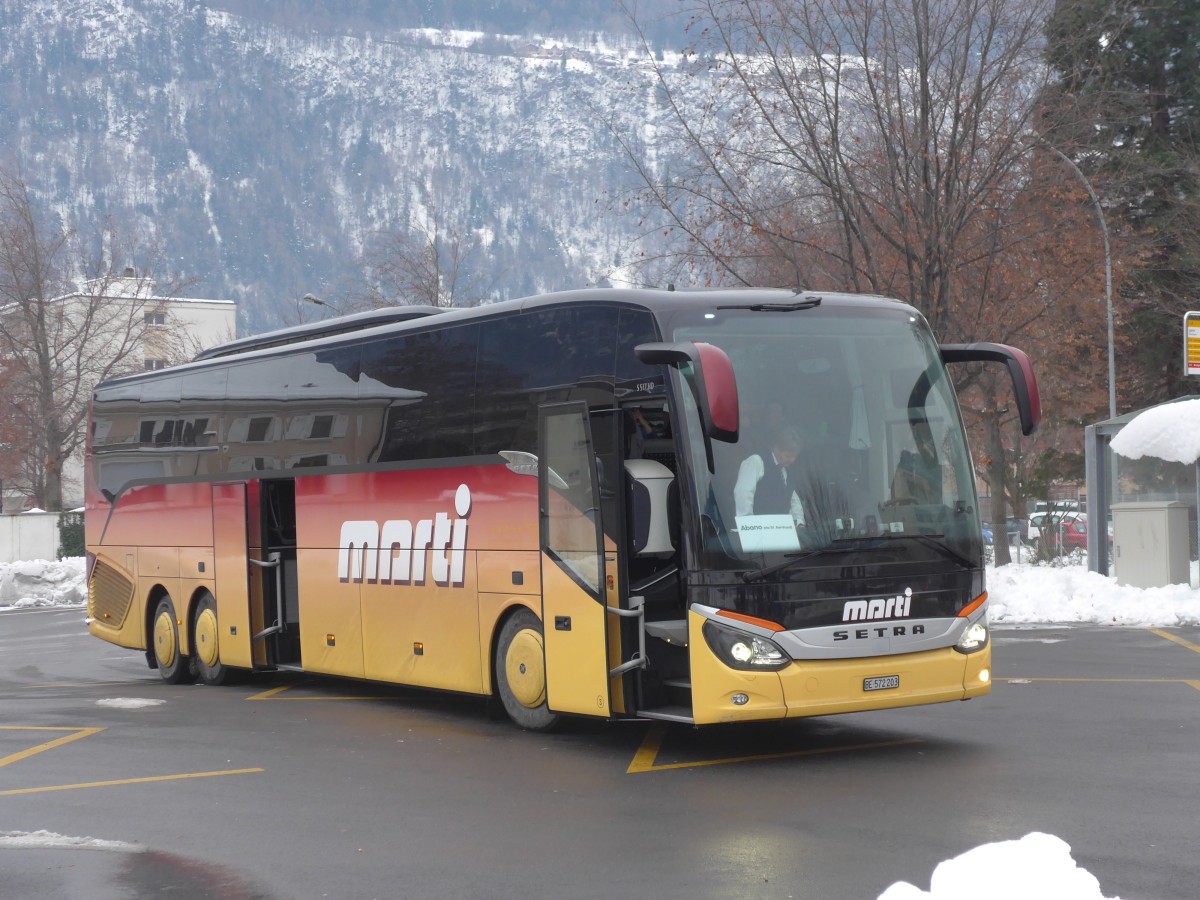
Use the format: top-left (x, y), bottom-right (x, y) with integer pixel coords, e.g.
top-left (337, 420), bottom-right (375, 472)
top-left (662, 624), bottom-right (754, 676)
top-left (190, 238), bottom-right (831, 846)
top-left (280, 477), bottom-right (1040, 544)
top-left (144, 312), bottom-right (166, 327)
top-left (144, 359), bottom-right (168, 371)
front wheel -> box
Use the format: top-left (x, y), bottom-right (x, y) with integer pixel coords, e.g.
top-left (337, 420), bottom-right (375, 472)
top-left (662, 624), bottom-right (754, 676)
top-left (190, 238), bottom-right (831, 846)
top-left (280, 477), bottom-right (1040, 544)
top-left (192, 591), bottom-right (231, 686)
top-left (494, 609), bottom-right (560, 732)
top-left (151, 595), bottom-right (192, 684)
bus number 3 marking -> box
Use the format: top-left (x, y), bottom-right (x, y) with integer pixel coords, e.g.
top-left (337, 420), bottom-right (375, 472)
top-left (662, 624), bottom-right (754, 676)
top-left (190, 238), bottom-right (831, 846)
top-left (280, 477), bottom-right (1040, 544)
top-left (338, 484), bottom-right (472, 587)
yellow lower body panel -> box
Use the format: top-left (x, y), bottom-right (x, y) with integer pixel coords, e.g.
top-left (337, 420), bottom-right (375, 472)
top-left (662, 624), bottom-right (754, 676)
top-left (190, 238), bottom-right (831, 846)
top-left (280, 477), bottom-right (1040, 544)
top-left (688, 610), bottom-right (991, 724)
top-left (777, 644), bottom-right (990, 718)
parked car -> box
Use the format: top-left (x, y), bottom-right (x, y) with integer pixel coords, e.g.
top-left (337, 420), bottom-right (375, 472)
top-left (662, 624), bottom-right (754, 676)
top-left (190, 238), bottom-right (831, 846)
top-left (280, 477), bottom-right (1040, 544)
top-left (984, 517), bottom-right (1026, 546)
top-left (1027, 511), bottom-right (1109, 553)
top-left (1026, 510), bottom-right (1085, 544)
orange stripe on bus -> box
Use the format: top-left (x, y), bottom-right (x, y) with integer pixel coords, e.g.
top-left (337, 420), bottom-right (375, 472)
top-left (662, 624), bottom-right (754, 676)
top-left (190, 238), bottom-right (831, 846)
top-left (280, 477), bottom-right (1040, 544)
top-left (715, 609), bottom-right (785, 632)
top-left (958, 591), bottom-right (988, 618)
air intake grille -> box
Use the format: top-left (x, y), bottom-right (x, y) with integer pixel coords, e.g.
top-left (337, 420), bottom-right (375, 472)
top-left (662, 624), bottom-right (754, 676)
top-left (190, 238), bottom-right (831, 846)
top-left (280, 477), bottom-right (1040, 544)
top-left (90, 559), bottom-right (134, 628)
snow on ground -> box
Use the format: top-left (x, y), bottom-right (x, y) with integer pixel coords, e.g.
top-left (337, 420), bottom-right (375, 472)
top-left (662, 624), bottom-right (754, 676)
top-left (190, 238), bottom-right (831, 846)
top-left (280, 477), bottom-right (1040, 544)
top-left (878, 832), bottom-right (1119, 900)
top-left (0, 558), bottom-right (86, 609)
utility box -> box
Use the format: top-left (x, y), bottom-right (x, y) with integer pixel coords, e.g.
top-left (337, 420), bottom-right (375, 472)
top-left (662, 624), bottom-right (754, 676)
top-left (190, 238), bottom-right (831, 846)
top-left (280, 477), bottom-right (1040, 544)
top-left (1111, 501), bottom-right (1191, 588)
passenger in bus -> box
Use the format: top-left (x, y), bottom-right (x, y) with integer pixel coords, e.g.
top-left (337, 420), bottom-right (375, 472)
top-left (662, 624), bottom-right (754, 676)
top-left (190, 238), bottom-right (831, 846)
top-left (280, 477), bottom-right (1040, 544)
top-left (733, 426), bottom-right (806, 526)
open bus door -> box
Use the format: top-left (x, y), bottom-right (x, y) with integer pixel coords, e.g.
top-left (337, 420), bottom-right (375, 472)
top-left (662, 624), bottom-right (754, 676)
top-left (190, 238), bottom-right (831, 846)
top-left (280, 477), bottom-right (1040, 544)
top-left (538, 402), bottom-right (614, 717)
top-left (211, 482), bottom-right (257, 669)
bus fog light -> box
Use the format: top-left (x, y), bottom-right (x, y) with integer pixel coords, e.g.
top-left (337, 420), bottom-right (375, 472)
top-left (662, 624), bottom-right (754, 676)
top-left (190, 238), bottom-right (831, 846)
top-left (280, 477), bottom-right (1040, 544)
top-left (979, 668), bottom-right (990, 684)
top-left (702, 621), bottom-right (790, 672)
top-left (955, 621), bottom-right (989, 654)
top-left (731, 693), bottom-right (749, 706)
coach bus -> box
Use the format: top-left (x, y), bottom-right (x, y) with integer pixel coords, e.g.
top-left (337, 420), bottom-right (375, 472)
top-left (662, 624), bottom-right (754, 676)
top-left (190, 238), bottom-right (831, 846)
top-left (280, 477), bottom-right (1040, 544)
top-left (85, 287), bottom-right (1039, 729)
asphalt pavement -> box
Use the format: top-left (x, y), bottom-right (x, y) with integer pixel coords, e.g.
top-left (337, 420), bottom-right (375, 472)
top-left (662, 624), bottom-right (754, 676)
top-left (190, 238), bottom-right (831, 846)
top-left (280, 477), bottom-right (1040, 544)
top-left (2, 607), bottom-right (1197, 899)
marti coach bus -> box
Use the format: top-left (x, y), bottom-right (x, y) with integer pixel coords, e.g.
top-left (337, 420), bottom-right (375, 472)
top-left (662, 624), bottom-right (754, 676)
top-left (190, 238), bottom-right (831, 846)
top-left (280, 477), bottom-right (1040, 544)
top-left (85, 288), bottom-right (1039, 730)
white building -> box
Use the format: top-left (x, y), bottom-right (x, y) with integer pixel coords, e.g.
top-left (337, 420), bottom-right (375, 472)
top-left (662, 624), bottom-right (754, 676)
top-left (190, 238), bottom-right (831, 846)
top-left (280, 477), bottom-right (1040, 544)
top-left (77, 269), bottom-right (237, 371)
top-left (1, 269), bottom-right (237, 510)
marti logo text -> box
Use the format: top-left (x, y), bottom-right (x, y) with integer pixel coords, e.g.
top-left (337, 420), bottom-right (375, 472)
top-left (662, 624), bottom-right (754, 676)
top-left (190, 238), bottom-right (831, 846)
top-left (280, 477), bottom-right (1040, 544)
top-left (842, 588), bottom-right (913, 622)
top-left (338, 485), bottom-right (472, 587)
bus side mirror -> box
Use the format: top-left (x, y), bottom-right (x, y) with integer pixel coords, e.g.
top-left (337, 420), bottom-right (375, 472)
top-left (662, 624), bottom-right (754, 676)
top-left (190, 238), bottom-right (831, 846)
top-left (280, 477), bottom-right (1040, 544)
top-left (940, 342), bottom-right (1041, 436)
top-left (635, 341), bottom-right (739, 443)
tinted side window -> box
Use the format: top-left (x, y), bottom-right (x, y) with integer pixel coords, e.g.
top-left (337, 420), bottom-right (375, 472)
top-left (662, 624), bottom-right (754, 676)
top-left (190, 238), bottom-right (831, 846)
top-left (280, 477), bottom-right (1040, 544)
top-left (282, 345), bottom-right (362, 469)
top-left (615, 307), bottom-right (664, 390)
top-left (475, 306), bottom-right (620, 455)
top-left (360, 325), bottom-right (478, 462)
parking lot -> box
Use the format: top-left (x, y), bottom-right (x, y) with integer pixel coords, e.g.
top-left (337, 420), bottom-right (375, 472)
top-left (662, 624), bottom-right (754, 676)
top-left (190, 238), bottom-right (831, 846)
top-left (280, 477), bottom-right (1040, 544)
top-left (2, 607), bottom-right (1197, 899)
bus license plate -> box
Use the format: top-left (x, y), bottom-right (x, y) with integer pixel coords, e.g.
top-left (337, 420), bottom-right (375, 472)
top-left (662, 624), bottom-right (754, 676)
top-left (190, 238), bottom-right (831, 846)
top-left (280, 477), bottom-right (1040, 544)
top-left (864, 675), bottom-right (900, 692)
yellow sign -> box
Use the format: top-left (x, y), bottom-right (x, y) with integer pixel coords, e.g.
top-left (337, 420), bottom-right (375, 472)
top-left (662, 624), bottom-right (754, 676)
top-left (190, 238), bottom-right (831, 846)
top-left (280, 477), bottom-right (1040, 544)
top-left (1187, 312), bottom-right (1200, 376)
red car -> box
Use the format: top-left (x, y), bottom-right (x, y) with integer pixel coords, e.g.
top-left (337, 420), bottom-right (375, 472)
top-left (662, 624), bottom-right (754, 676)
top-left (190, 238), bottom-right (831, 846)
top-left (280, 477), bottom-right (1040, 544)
top-left (1029, 513), bottom-right (1107, 553)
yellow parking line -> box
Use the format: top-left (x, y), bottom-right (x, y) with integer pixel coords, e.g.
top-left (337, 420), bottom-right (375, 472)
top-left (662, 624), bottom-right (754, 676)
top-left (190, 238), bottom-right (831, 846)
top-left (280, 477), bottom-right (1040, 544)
top-left (0, 727), bottom-right (105, 768)
top-left (0, 768), bottom-right (264, 797)
top-left (1151, 629), bottom-right (1200, 655)
top-left (627, 723), bottom-right (922, 773)
top-left (245, 684), bottom-right (294, 701)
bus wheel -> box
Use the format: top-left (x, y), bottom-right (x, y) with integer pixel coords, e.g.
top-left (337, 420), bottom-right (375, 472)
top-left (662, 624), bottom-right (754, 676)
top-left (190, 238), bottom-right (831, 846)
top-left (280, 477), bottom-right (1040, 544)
top-left (192, 592), bottom-right (230, 686)
top-left (151, 595), bottom-right (191, 684)
top-left (495, 609), bottom-right (560, 732)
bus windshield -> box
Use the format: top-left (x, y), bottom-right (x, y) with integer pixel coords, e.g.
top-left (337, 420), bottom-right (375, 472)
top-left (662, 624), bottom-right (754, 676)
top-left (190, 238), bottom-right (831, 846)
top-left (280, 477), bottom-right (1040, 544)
top-left (667, 302), bottom-right (983, 572)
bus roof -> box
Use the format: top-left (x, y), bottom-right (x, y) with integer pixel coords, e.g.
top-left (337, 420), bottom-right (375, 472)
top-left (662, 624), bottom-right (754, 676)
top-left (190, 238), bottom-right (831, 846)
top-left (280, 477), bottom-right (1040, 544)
top-left (192, 305), bottom-right (447, 361)
top-left (99, 287), bottom-right (911, 391)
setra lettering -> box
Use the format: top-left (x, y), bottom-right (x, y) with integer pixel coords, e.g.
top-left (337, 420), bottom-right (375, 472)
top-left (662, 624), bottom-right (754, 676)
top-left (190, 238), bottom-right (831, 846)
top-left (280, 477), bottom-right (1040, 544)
top-left (833, 624), bottom-right (926, 642)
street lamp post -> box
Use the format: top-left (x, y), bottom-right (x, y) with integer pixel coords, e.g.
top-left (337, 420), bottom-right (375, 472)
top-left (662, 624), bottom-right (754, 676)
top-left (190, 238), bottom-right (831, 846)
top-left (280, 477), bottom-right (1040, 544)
top-left (302, 293), bottom-right (341, 317)
top-left (1033, 139), bottom-right (1116, 419)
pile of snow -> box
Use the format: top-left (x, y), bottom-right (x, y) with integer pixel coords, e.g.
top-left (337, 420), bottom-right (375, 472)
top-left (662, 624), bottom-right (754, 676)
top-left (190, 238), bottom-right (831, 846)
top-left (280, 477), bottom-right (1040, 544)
top-left (0, 830), bottom-right (140, 852)
top-left (0, 558), bottom-right (86, 609)
top-left (1109, 397), bottom-right (1200, 464)
top-left (879, 832), bottom-right (1118, 900)
top-left (2, 556), bottom-right (1198, 626)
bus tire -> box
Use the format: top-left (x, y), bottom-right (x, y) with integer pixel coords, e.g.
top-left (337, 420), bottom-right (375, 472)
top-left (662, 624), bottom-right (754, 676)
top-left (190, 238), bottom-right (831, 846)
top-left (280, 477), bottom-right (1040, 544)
top-left (494, 609), bottom-right (560, 732)
top-left (192, 591), bottom-right (230, 686)
top-left (151, 595), bottom-right (192, 684)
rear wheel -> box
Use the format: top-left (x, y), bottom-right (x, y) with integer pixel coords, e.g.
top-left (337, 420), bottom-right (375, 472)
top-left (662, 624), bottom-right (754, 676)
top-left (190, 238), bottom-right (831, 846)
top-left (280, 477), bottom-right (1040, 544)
top-left (494, 609), bottom-right (560, 732)
top-left (151, 595), bottom-right (191, 684)
top-left (192, 591), bottom-right (230, 686)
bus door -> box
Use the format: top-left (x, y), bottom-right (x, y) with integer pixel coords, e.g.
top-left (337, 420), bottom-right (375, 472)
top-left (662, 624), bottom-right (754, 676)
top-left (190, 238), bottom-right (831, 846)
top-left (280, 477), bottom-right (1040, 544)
top-left (211, 482), bottom-right (256, 669)
top-left (257, 478), bottom-right (300, 667)
top-left (538, 402), bottom-right (614, 717)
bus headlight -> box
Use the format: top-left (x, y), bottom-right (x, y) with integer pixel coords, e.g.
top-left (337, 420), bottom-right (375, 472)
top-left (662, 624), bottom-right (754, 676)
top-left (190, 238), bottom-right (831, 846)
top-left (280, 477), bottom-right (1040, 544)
top-left (955, 621), bottom-right (989, 654)
top-left (702, 621), bottom-right (790, 671)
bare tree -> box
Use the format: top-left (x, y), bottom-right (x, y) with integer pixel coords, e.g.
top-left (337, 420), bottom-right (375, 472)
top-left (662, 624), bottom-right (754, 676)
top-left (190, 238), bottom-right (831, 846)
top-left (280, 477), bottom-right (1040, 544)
top-left (0, 166), bottom-right (189, 510)
top-left (620, 0), bottom-right (1116, 563)
top-left (354, 197), bottom-right (497, 309)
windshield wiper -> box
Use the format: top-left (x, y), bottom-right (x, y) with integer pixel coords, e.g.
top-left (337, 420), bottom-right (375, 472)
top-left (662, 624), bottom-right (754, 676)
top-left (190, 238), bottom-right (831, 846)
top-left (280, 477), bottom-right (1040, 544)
top-left (718, 296), bottom-right (822, 313)
top-left (741, 532), bottom-right (977, 582)
top-left (741, 540), bottom-right (856, 582)
top-left (855, 532), bottom-right (977, 571)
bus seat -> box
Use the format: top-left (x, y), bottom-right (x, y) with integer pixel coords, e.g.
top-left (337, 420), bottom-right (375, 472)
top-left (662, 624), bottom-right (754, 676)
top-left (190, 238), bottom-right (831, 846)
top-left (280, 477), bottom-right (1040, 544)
top-left (624, 458), bottom-right (677, 556)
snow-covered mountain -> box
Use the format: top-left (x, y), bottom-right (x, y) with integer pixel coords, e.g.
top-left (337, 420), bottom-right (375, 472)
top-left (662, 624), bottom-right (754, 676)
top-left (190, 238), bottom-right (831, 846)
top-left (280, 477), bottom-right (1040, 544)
top-left (0, 0), bottom-right (694, 331)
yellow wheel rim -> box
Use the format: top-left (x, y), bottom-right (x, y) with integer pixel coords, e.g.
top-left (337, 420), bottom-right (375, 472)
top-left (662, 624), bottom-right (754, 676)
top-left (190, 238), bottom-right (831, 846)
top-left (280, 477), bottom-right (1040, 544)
top-left (153, 609), bottom-right (177, 668)
top-left (194, 606), bottom-right (220, 669)
top-left (505, 628), bottom-right (546, 709)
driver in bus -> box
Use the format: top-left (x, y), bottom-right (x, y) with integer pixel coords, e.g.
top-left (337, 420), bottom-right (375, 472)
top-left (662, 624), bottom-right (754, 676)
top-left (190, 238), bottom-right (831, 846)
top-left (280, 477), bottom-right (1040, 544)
top-left (733, 426), bottom-right (806, 527)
